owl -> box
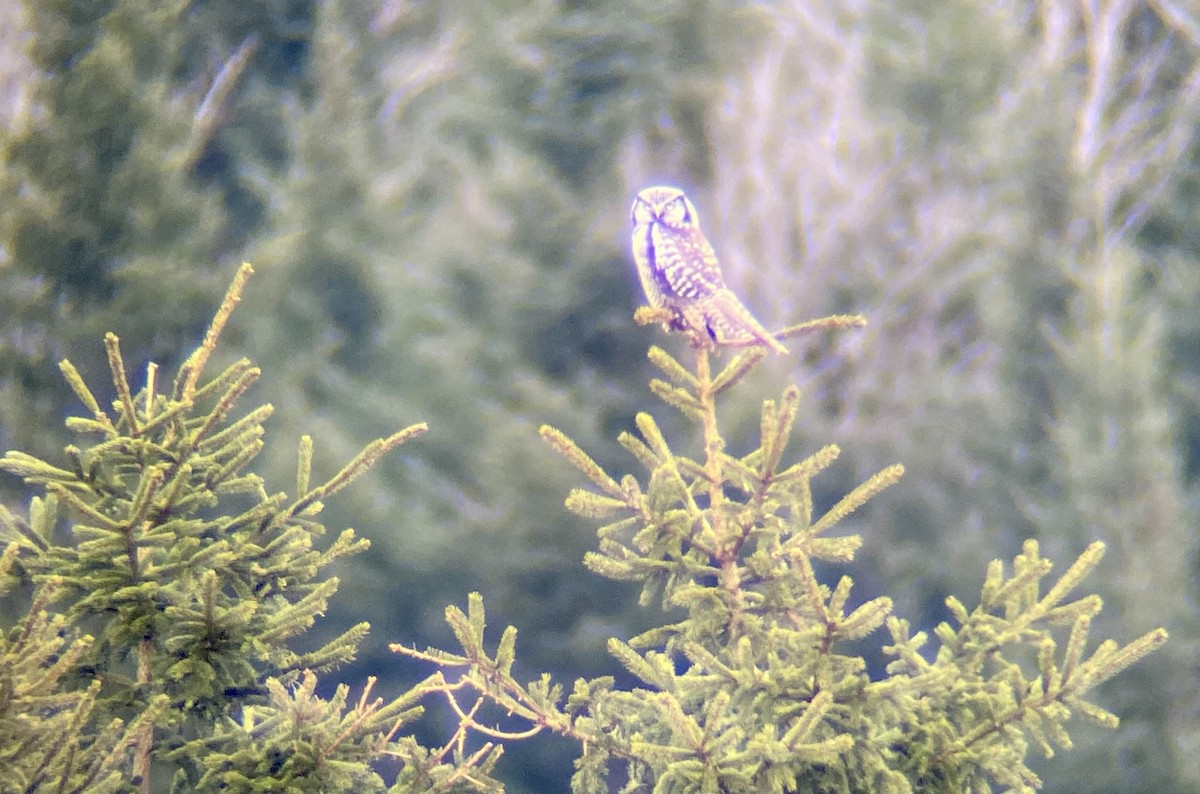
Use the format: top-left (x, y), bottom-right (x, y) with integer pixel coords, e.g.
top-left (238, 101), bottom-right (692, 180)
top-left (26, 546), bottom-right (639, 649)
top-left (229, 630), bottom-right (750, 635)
top-left (630, 186), bottom-right (787, 355)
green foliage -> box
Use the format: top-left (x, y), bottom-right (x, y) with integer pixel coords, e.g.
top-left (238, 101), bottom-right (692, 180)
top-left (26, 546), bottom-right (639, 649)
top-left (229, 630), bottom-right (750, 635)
top-left (697, 4), bottom-right (1200, 788)
top-left (2, 2), bottom-right (1192, 791)
top-left (0, 548), bottom-right (168, 794)
top-left (0, 0), bottom-right (310, 478)
top-left (400, 317), bottom-right (1166, 793)
top-left (0, 266), bottom-right (498, 792)
top-left (165, 671), bottom-right (428, 794)
top-left (223, 0), bottom-right (778, 699)
top-left (0, 0), bottom-right (233, 475)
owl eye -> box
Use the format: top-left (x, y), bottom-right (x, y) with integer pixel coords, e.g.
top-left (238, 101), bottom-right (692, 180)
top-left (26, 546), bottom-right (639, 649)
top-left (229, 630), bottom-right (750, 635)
top-left (631, 197), bottom-right (656, 225)
top-left (669, 197), bottom-right (692, 223)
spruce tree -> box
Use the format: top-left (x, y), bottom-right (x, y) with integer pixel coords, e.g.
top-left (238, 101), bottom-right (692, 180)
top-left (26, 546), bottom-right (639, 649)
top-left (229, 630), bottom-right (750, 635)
top-left (229, 0), bottom-right (772, 697)
top-left (0, 0), bottom-right (308, 485)
top-left (660, 3), bottom-right (1200, 789)
top-left (0, 266), bottom-right (503, 792)
top-left (397, 310), bottom-right (1167, 793)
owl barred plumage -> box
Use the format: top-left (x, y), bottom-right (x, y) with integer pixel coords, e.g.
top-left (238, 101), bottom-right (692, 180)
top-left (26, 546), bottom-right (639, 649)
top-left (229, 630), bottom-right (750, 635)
top-left (629, 186), bottom-right (788, 355)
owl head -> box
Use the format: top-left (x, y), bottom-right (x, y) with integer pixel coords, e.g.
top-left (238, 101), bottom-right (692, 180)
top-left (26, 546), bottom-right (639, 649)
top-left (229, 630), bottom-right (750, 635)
top-left (631, 186), bottom-right (701, 230)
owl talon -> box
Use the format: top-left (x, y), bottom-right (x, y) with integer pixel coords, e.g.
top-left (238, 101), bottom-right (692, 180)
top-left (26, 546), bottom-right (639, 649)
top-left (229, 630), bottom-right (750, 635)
top-left (634, 305), bottom-right (678, 328)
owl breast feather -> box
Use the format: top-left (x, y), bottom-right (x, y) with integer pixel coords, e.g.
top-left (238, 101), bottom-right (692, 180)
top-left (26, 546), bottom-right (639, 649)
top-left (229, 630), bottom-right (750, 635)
top-left (632, 222), bottom-right (665, 308)
top-left (650, 221), bottom-right (723, 302)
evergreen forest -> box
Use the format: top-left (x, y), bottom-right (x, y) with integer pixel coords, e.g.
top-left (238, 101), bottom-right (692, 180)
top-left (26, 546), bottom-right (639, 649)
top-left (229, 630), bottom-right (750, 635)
top-left (0, 2), bottom-right (1195, 792)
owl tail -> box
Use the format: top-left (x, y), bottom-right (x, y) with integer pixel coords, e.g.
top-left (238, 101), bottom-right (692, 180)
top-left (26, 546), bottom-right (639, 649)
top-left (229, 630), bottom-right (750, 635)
top-left (702, 289), bottom-right (789, 355)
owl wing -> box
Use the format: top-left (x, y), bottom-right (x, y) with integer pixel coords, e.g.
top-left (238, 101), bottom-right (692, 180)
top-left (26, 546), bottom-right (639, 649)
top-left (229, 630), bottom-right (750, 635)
top-left (695, 289), bottom-right (789, 354)
top-left (631, 224), bottom-right (665, 308)
top-left (650, 223), bottom-right (727, 301)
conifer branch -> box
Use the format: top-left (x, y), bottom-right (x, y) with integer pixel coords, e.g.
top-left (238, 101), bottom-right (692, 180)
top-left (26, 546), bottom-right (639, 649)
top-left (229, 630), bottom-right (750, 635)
top-left (838, 596), bottom-right (894, 640)
top-left (44, 482), bottom-right (122, 530)
top-left (279, 423), bottom-right (428, 524)
top-left (104, 333), bottom-right (139, 435)
top-left (58, 359), bottom-right (114, 432)
top-left (204, 437), bottom-right (264, 491)
top-left (776, 313), bottom-right (868, 341)
top-left (125, 467), bottom-right (165, 540)
top-left (540, 425), bottom-right (625, 499)
top-left (0, 263), bottom-right (467, 791)
top-left (985, 552), bottom-right (1054, 613)
top-left (194, 403), bottom-right (273, 453)
top-left (710, 348), bottom-right (767, 396)
top-left (133, 637), bottom-right (155, 794)
top-left (1, 451), bottom-right (80, 484)
top-left (296, 435), bottom-right (314, 496)
top-left (649, 379), bottom-right (704, 419)
top-left (190, 366), bottom-right (261, 445)
top-left (1039, 540), bottom-right (1106, 610)
top-left (259, 578), bottom-right (340, 642)
top-left (130, 391), bottom-right (200, 440)
top-left (783, 689), bottom-right (835, 749)
top-left (187, 357), bottom-right (256, 404)
top-left (609, 638), bottom-right (674, 690)
top-left (565, 488), bottom-right (629, 518)
top-left (176, 262), bottom-right (254, 402)
top-left (1076, 627), bottom-right (1169, 688)
top-left (633, 412), bottom-right (673, 461)
top-left (0, 501), bottom-right (49, 552)
top-left (757, 385), bottom-right (801, 486)
top-left (772, 443), bottom-right (840, 487)
top-left (807, 463), bottom-right (905, 536)
top-left (143, 362), bottom-right (158, 422)
top-left (648, 345), bottom-right (699, 389)
top-left (399, 305), bottom-right (1164, 790)
top-left (617, 429), bottom-right (660, 472)
top-left (691, 346), bottom-right (754, 641)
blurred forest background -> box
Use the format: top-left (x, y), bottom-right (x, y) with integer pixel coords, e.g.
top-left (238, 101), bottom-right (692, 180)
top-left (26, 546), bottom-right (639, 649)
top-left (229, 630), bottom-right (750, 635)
top-left (1, 1), bottom-right (1197, 792)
